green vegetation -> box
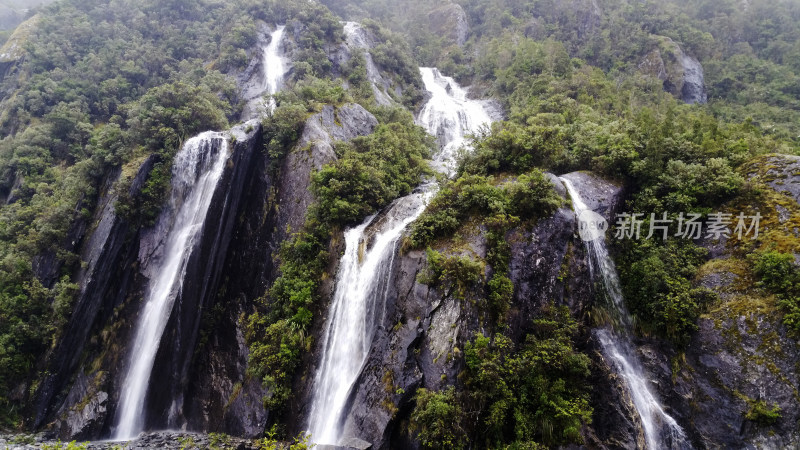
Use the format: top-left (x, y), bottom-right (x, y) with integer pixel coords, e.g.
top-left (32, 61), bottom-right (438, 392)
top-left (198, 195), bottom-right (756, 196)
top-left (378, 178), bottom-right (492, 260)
top-left (411, 306), bottom-right (591, 448)
top-left (417, 248), bottom-right (486, 301)
top-left (618, 240), bottom-right (716, 346)
top-left (257, 425), bottom-right (315, 449)
top-left (1, 0), bottom-right (800, 442)
top-left (313, 117), bottom-right (433, 226)
top-left (40, 441), bottom-right (88, 450)
top-left (751, 250), bottom-right (800, 333)
top-left (409, 170), bottom-right (561, 249)
top-left (114, 79), bottom-right (231, 227)
top-left (0, 0), bottom-right (366, 428)
top-left (410, 387), bottom-right (467, 449)
top-left (745, 399), bottom-right (782, 426)
top-left (319, 0), bottom-right (800, 352)
top-left (411, 170), bottom-right (560, 323)
top-left (246, 75), bottom-right (432, 417)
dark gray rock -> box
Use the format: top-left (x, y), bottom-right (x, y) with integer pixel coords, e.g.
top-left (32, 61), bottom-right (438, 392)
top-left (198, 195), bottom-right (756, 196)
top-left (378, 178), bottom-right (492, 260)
top-left (54, 372), bottom-right (109, 440)
top-left (42, 121), bottom-right (269, 439)
top-left (276, 103), bottom-right (377, 243)
top-left (636, 154), bottom-right (800, 448)
top-left (0, 431), bottom-right (260, 449)
top-left (146, 120), bottom-right (264, 432)
top-left (307, 171), bottom-right (643, 449)
top-left (639, 36), bottom-right (707, 104)
top-left (560, 170), bottom-right (624, 218)
top-left (33, 157), bottom-right (155, 431)
top-left (180, 105), bottom-right (377, 439)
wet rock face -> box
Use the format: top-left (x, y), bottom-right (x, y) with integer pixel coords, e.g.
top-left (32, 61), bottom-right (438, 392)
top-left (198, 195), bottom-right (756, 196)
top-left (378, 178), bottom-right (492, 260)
top-left (42, 103), bottom-right (377, 440)
top-left (181, 104), bottom-right (377, 438)
top-left (629, 153), bottom-right (800, 448)
top-left (0, 14), bottom-right (38, 87)
top-left (276, 103), bottom-right (377, 243)
top-left (306, 171), bottom-right (641, 448)
top-left (54, 372), bottom-right (109, 440)
top-left (639, 36), bottom-right (707, 104)
top-left (753, 154), bottom-right (800, 204)
top-left (42, 122), bottom-right (266, 439)
top-left (32, 158), bottom-right (156, 432)
top-left (145, 121), bottom-right (263, 432)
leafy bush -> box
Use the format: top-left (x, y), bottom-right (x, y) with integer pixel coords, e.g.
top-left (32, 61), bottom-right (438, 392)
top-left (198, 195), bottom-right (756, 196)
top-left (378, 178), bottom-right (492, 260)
top-left (751, 251), bottom-right (798, 293)
top-left (410, 387), bottom-right (467, 449)
top-left (465, 308), bottom-right (592, 447)
top-left (411, 306), bottom-right (592, 448)
top-left (506, 171), bottom-right (563, 219)
top-left (409, 170), bottom-right (561, 249)
top-left (417, 248), bottom-right (486, 300)
top-left (619, 240), bottom-right (713, 346)
top-left (751, 250), bottom-right (800, 333)
top-left (312, 120), bottom-right (433, 226)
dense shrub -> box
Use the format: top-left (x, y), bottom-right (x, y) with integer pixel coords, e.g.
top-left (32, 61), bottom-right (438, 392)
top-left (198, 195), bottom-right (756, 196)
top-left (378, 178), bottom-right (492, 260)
top-left (312, 119), bottom-right (433, 226)
top-left (410, 387), bottom-right (468, 449)
top-left (409, 170), bottom-right (561, 249)
top-left (462, 307), bottom-right (592, 447)
top-left (618, 239), bottom-right (714, 346)
top-left (751, 250), bottom-right (800, 333)
top-left (409, 306), bottom-right (591, 448)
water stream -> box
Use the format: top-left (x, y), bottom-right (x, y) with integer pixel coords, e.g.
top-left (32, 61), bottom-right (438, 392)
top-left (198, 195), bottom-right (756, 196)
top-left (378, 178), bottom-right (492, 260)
top-left (306, 67), bottom-right (492, 445)
top-left (114, 133), bottom-right (229, 440)
top-left (262, 25), bottom-right (285, 112)
top-left (561, 178), bottom-right (691, 450)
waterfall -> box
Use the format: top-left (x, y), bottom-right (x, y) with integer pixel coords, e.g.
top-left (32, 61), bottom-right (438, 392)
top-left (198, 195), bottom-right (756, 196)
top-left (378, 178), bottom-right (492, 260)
top-left (560, 178), bottom-right (691, 450)
top-left (114, 132), bottom-right (230, 440)
top-left (262, 25), bottom-right (286, 112)
top-left (417, 67), bottom-right (492, 176)
top-left (306, 67), bottom-right (491, 445)
top-left (241, 25), bottom-right (286, 119)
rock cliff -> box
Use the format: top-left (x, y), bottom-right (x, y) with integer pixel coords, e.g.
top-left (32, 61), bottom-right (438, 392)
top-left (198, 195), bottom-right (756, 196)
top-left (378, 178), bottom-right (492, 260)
top-left (639, 36), bottom-right (708, 104)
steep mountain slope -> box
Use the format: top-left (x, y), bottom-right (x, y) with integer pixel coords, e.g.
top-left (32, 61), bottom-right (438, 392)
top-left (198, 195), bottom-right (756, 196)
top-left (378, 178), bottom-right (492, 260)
top-left (0, 0), bottom-right (798, 448)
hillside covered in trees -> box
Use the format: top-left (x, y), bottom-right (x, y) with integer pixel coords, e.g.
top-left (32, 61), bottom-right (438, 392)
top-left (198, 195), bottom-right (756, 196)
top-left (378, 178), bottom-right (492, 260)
top-left (0, 0), bottom-right (799, 448)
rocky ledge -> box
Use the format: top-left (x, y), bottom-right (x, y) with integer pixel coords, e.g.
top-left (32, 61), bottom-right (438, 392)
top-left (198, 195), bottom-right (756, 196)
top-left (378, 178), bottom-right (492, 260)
top-left (0, 432), bottom-right (262, 449)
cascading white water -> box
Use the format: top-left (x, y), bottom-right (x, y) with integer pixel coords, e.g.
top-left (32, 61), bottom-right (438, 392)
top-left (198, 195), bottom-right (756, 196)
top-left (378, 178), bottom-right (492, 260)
top-left (262, 25), bottom-right (285, 112)
top-left (418, 67), bottom-right (493, 176)
top-left (561, 178), bottom-right (691, 450)
top-left (306, 67), bottom-right (491, 445)
top-left (114, 132), bottom-right (230, 440)
top-left (306, 196), bottom-right (430, 444)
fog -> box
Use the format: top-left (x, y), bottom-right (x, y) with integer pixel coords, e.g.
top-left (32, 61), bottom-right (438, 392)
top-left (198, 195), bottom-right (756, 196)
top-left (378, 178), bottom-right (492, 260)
top-left (0, 0), bottom-right (54, 31)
